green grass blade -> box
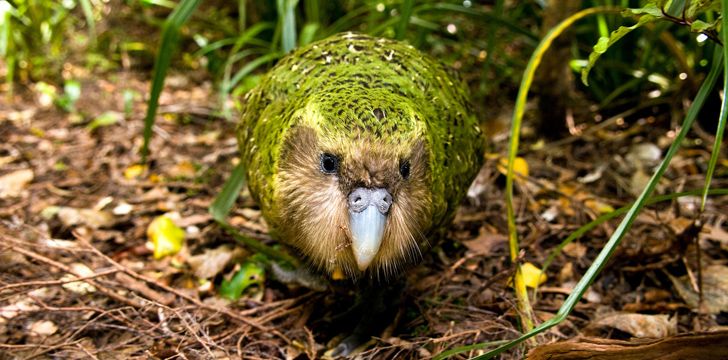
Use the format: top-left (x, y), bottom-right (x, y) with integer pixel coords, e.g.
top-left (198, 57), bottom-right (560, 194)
top-left (395, 0), bottom-right (414, 40)
top-left (78, 0), bottom-right (96, 48)
top-left (417, 3), bottom-right (538, 43)
top-left (369, 16), bottom-right (401, 37)
top-left (409, 17), bottom-right (439, 32)
top-left (233, 21), bottom-right (274, 51)
top-left (0, 1), bottom-right (14, 97)
top-left (194, 38), bottom-right (238, 57)
top-left (277, 0), bottom-right (298, 53)
top-left (194, 22), bottom-right (273, 58)
top-left (304, 0), bottom-right (320, 25)
top-left (216, 22), bottom-right (276, 118)
top-left (432, 340), bottom-right (510, 360)
top-left (541, 188), bottom-right (728, 277)
top-left (238, 0), bottom-right (246, 32)
top-left (464, 41), bottom-right (724, 360)
top-left (210, 162), bottom-right (247, 222)
top-left (503, 6), bottom-right (617, 344)
top-left (224, 48), bottom-right (267, 68)
top-left (700, 1), bottom-right (728, 211)
top-left (481, 0), bottom-right (504, 80)
top-left (220, 51), bottom-right (280, 118)
top-left (140, 0), bottom-right (177, 8)
top-left (216, 220), bottom-right (300, 266)
top-left (140, 0), bottom-right (202, 163)
top-left (321, 4), bottom-right (370, 37)
top-left (199, 22), bottom-right (272, 61)
top-left (210, 164), bottom-right (299, 266)
top-left (228, 52), bottom-right (282, 90)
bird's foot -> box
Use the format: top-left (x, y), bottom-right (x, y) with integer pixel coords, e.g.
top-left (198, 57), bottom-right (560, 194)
top-left (323, 333), bottom-right (374, 358)
top-left (269, 262), bottom-right (328, 291)
top-left (322, 279), bottom-right (403, 358)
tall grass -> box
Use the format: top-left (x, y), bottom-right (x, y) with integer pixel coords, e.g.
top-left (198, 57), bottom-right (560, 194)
top-left (443, 3), bottom-right (728, 357)
top-left (140, 0), bottom-right (201, 162)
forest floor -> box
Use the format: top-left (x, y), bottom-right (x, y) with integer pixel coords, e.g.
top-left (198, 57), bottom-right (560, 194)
top-left (1, 67), bottom-right (728, 359)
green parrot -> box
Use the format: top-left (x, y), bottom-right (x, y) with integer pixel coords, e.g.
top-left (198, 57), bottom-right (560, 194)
top-left (237, 32), bottom-right (484, 354)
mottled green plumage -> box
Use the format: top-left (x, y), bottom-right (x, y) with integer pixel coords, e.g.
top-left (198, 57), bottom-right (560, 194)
top-left (238, 32), bottom-right (484, 278)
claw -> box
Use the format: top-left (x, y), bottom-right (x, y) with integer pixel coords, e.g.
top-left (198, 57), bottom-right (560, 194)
top-left (324, 334), bottom-right (372, 358)
top-left (270, 262), bottom-right (328, 291)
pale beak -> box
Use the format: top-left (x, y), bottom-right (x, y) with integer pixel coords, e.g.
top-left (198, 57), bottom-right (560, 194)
top-left (348, 187), bottom-right (392, 271)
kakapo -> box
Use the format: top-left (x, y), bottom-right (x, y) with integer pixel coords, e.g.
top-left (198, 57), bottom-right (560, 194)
top-left (237, 32), bottom-right (484, 282)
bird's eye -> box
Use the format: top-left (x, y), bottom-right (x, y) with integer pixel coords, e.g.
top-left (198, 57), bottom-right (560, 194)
top-left (399, 160), bottom-right (411, 179)
top-left (320, 153), bottom-right (340, 174)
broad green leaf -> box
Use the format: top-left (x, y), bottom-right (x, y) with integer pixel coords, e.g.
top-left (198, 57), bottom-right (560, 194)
top-left (691, 19), bottom-right (719, 32)
top-left (63, 80), bottom-right (81, 102)
top-left (581, 14), bottom-right (658, 85)
top-left (36, 81), bottom-right (57, 104)
top-left (622, 3), bottom-right (662, 17)
top-left (87, 111), bottom-right (121, 131)
top-left (123, 89), bottom-right (137, 118)
top-left (686, 0), bottom-right (720, 19)
top-left (57, 80), bottom-right (81, 112)
top-left (218, 260), bottom-right (265, 301)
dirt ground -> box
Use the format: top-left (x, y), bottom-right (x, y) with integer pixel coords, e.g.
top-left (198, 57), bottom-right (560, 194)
top-left (1, 68), bottom-right (728, 359)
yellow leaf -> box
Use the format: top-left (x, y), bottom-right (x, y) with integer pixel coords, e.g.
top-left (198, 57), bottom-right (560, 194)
top-left (530, 139), bottom-right (545, 151)
top-left (149, 173), bottom-right (164, 183)
top-left (558, 184), bottom-right (577, 196)
top-left (168, 160), bottom-right (197, 179)
top-left (331, 267), bottom-right (345, 281)
top-left (30, 127), bottom-right (45, 137)
top-left (497, 157), bottom-right (529, 177)
top-left (147, 215), bottom-right (185, 259)
top-left (585, 199), bottom-right (615, 214)
top-left (521, 262), bottom-right (547, 289)
top-left (124, 164), bottom-right (147, 179)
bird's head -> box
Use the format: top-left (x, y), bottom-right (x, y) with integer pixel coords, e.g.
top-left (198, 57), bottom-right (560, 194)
top-left (274, 90), bottom-right (433, 280)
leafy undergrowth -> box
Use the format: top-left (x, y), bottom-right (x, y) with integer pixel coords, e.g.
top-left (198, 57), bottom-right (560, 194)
top-left (1, 69), bottom-right (727, 359)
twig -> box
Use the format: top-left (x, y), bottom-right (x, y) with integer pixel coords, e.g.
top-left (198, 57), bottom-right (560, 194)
top-left (73, 231), bottom-right (273, 333)
top-left (75, 342), bottom-right (100, 360)
top-left (0, 268), bottom-right (120, 293)
top-left (5, 242), bottom-right (145, 309)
